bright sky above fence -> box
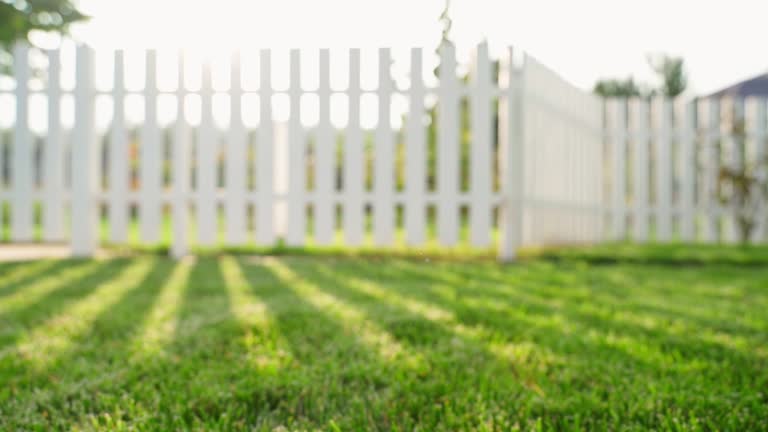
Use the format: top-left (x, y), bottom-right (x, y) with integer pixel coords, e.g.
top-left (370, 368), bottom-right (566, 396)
top-left (66, 0), bottom-right (768, 95)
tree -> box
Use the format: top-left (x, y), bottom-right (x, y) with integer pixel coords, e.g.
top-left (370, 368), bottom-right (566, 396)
top-left (0, 0), bottom-right (86, 72)
top-left (647, 54), bottom-right (687, 97)
top-left (593, 54), bottom-right (687, 98)
top-left (593, 78), bottom-right (643, 98)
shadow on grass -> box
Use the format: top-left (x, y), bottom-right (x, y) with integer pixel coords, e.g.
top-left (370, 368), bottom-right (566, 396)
top-left (235, 258), bottom-right (410, 428)
top-left (0, 259), bottom-right (133, 350)
top-left (1, 253), bottom-right (766, 430)
top-left (382, 259), bottom-right (765, 369)
top-left (536, 243), bottom-right (768, 267)
top-left (0, 258), bottom-right (173, 419)
top-left (105, 242), bottom-right (497, 264)
top-left (446, 259), bottom-right (767, 338)
top-left (281, 258), bottom-right (745, 427)
top-left (0, 260), bottom-right (69, 298)
top-left (284, 260), bottom-right (538, 398)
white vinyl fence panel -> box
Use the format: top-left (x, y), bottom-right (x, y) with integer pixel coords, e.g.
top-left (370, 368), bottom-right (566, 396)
top-left (519, 55), bottom-right (603, 246)
top-left (603, 95), bottom-right (768, 244)
top-left (5, 41), bottom-right (765, 261)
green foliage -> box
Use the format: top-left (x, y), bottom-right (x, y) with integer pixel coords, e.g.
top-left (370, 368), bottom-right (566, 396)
top-left (593, 77), bottom-right (643, 98)
top-left (717, 116), bottom-right (768, 243)
top-left (0, 0), bottom-right (86, 74)
top-left (1, 245), bottom-right (767, 430)
top-left (0, 0), bottom-right (86, 46)
top-left (593, 54), bottom-right (688, 98)
top-left (648, 54), bottom-right (688, 97)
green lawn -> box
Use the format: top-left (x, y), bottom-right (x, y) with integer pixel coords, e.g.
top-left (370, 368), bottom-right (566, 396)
top-left (0, 245), bottom-right (766, 431)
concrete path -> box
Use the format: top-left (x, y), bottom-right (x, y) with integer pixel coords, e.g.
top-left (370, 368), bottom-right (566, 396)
top-left (0, 244), bottom-right (74, 262)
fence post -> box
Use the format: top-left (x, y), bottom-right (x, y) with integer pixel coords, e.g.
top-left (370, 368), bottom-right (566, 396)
top-left (498, 48), bottom-right (524, 262)
top-left (12, 42), bottom-right (33, 242)
top-left (71, 44), bottom-right (97, 257)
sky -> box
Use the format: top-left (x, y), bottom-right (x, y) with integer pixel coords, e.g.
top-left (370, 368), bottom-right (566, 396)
top-left (5, 0), bottom-right (768, 132)
top-left (66, 0), bottom-right (768, 95)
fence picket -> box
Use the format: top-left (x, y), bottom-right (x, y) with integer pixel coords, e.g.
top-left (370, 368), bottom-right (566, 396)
top-left (679, 100), bottom-right (696, 241)
top-left (109, 50), bottom-right (129, 243)
top-left (140, 50), bottom-right (162, 243)
top-left (437, 43), bottom-right (459, 246)
top-left (469, 42), bottom-right (492, 247)
top-left (226, 50), bottom-right (247, 245)
top-left (405, 48), bottom-right (426, 246)
top-left (611, 99), bottom-right (627, 240)
top-left (632, 99), bottom-right (650, 242)
top-left (726, 98), bottom-right (745, 243)
top-left (753, 99), bottom-right (767, 242)
top-left (286, 50), bottom-right (305, 246)
top-left (343, 49), bottom-right (364, 245)
top-left (704, 99), bottom-right (720, 242)
top-left (171, 52), bottom-right (190, 258)
top-left (12, 43), bottom-right (32, 242)
top-left (197, 60), bottom-right (217, 246)
top-left (594, 97), bottom-right (604, 242)
top-left (656, 98), bottom-right (673, 241)
top-left (43, 49), bottom-right (64, 241)
top-left (71, 45), bottom-right (97, 256)
top-left (498, 48), bottom-right (523, 261)
top-left (256, 49), bottom-right (275, 245)
top-left (374, 48), bottom-right (395, 245)
top-left (313, 49), bottom-right (334, 245)
top-left (7, 45), bottom-right (764, 259)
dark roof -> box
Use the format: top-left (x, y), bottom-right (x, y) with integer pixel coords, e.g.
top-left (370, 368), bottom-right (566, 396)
top-left (708, 72), bottom-right (768, 98)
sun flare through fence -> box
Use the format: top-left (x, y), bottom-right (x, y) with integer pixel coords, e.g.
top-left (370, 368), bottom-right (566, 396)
top-left (2, 41), bottom-right (610, 259)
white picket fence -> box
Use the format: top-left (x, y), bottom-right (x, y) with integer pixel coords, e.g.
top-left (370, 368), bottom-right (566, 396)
top-left (606, 96), bottom-right (768, 244)
top-left (0, 41), bottom-right (610, 260)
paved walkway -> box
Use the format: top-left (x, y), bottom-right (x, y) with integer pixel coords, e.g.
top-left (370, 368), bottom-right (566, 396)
top-left (0, 244), bottom-right (74, 262)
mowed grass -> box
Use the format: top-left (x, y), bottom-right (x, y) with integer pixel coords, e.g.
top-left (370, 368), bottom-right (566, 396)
top-left (0, 246), bottom-right (766, 431)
